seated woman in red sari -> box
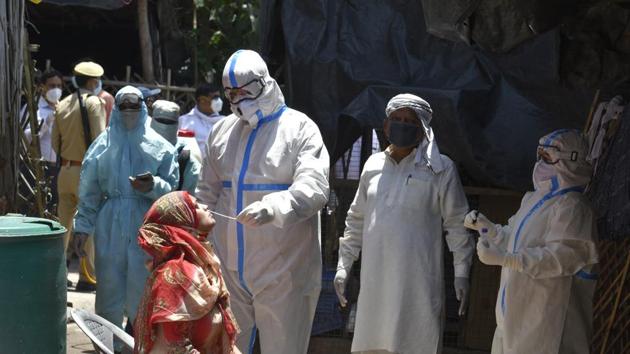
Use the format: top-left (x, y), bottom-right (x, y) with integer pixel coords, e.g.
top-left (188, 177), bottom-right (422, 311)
top-left (134, 191), bottom-right (241, 354)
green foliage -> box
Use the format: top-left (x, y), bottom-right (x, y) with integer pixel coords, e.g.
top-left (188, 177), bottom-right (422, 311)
top-left (191, 0), bottom-right (259, 84)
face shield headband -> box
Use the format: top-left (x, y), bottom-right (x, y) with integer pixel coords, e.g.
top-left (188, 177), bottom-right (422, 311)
top-left (537, 144), bottom-right (579, 165)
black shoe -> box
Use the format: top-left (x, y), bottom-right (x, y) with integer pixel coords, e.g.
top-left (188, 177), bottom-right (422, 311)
top-left (75, 280), bottom-right (97, 292)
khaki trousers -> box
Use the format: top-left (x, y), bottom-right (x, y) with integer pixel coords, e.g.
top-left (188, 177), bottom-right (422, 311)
top-left (57, 165), bottom-right (96, 283)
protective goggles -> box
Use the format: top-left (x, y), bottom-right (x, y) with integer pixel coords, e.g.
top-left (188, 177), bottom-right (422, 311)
top-left (537, 145), bottom-right (579, 164)
top-left (224, 78), bottom-right (265, 104)
top-left (116, 93), bottom-right (142, 111)
top-left (153, 117), bottom-right (178, 125)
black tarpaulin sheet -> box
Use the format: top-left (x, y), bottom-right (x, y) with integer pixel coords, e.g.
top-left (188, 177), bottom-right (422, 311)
top-left (39, 0), bottom-right (128, 9)
top-left (260, 0), bottom-right (594, 191)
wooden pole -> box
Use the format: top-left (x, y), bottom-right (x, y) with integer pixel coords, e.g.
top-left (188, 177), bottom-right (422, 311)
top-left (583, 89), bottom-right (601, 133)
top-left (166, 69), bottom-right (172, 100)
top-left (192, 4), bottom-right (198, 85)
top-left (137, 0), bottom-right (155, 81)
top-left (22, 33), bottom-right (45, 217)
top-left (0, 0), bottom-right (25, 213)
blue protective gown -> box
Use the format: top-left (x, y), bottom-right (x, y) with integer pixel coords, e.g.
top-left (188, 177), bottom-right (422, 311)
top-left (73, 86), bottom-right (179, 327)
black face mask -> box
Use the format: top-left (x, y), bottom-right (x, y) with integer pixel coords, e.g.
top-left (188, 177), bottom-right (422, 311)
top-left (388, 121), bottom-right (422, 148)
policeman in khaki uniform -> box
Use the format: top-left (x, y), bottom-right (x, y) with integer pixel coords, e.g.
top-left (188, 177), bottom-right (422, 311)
top-left (52, 61), bottom-right (106, 291)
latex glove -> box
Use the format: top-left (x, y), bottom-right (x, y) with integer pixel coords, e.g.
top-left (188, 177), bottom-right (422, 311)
top-left (477, 238), bottom-right (523, 271)
top-left (454, 277), bottom-right (469, 316)
top-left (129, 173), bottom-right (154, 193)
top-left (237, 201), bottom-right (274, 227)
top-left (73, 232), bottom-right (89, 258)
top-left (334, 268), bottom-right (349, 307)
top-left (464, 210), bottom-right (497, 239)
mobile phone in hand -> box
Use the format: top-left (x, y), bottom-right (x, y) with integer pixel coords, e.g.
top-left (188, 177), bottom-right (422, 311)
top-left (135, 172), bottom-right (152, 181)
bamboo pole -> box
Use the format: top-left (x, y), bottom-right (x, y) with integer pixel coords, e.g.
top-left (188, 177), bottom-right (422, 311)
top-left (192, 4), bottom-right (198, 85)
top-left (22, 33), bottom-right (45, 217)
top-left (583, 89), bottom-right (600, 133)
top-left (100, 79), bottom-right (195, 93)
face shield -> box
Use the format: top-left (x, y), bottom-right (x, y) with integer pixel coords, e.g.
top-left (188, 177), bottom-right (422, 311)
top-left (117, 92), bottom-right (142, 130)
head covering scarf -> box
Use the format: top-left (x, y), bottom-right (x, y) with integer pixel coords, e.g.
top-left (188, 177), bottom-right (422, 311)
top-left (134, 191), bottom-right (239, 354)
top-left (535, 129), bottom-right (592, 191)
top-left (385, 93), bottom-right (445, 173)
top-left (150, 100), bottom-right (181, 145)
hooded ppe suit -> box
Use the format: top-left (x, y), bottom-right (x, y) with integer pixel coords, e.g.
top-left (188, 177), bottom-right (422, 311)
top-left (151, 100), bottom-right (200, 194)
top-left (337, 94), bottom-right (473, 354)
top-left (468, 129), bottom-right (598, 354)
top-left (196, 50), bottom-right (329, 354)
top-left (73, 86), bottom-right (179, 328)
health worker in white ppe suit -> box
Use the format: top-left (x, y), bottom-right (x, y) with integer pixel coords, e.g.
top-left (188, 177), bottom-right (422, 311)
top-left (150, 99), bottom-right (201, 194)
top-left (465, 129), bottom-right (599, 354)
top-left (335, 94), bottom-right (474, 354)
top-left (195, 49), bottom-right (330, 354)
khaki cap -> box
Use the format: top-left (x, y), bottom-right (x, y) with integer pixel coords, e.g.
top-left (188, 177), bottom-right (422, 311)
top-left (73, 61), bottom-right (104, 77)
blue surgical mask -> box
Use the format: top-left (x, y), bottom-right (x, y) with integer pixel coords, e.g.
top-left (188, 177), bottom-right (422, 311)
top-left (388, 121), bottom-right (422, 148)
top-left (93, 80), bottom-right (103, 95)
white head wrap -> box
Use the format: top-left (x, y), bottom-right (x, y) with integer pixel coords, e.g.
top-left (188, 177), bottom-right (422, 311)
top-left (385, 93), bottom-right (445, 172)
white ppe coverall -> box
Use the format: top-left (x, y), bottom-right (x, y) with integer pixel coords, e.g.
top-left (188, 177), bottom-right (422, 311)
top-left (480, 129), bottom-right (599, 354)
top-left (73, 86), bottom-right (179, 328)
top-left (338, 94), bottom-right (473, 354)
top-left (196, 49), bottom-right (330, 354)
top-left (150, 99), bottom-right (201, 194)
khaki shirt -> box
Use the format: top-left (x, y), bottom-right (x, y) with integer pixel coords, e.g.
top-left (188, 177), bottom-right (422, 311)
top-left (52, 89), bottom-right (106, 162)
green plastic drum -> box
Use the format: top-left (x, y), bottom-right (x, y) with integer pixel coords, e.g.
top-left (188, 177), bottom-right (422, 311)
top-left (0, 214), bottom-right (67, 353)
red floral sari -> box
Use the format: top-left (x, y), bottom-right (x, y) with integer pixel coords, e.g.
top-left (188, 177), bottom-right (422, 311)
top-left (134, 191), bottom-right (240, 354)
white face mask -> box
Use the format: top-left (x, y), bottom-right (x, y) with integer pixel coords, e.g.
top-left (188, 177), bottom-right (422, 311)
top-left (120, 111), bottom-right (140, 130)
top-left (211, 97), bottom-right (223, 114)
top-left (45, 88), bottom-right (62, 103)
top-left (231, 99), bottom-right (262, 127)
top-left (532, 161), bottom-right (556, 190)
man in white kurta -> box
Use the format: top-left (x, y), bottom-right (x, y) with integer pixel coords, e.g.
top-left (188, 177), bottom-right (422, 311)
top-left (196, 49), bottom-right (329, 354)
top-left (465, 129), bottom-right (598, 354)
top-left (335, 94), bottom-right (474, 354)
